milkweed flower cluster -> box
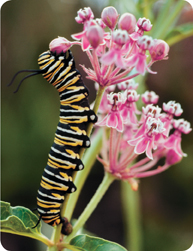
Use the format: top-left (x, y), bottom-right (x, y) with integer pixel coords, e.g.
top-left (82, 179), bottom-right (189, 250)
top-left (96, 82), bottom-right (192, 190)
top-left (48, 6), bottom-right (190, 190)
top-left (49, 6), bottom-right (169, 86)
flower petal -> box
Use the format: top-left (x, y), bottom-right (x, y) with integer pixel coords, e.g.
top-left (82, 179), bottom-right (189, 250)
top-left (100, 50), bottom-right (116, 66)
top-left (82, 35), bottom-right (90, 51)
top-left (106, 112), bottom-right (118, 129)
top-left (115, 113), bottom-right (124, 132)
top-left (135, 137), bottom-right (149, 155)
top-left (71, 31), bottom-right (86, 40)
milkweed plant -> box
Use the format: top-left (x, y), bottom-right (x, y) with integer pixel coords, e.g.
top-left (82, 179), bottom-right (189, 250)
top-left (1, 1), bottom-right (193, 251)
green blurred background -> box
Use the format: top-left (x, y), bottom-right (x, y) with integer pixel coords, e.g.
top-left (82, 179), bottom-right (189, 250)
top-left (1, 0), bottom-right (193, 250)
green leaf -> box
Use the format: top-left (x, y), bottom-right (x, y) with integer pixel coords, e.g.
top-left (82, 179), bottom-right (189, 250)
top-left (0, 201), bottom-right (53, 246)
top-left (0, 201), bottom-right (41, 234)
top-left (70, 234), bottom-right (128, 251)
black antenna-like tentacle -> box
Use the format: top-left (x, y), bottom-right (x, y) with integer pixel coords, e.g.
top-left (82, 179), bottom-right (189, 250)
top-left (7, 69), bottom-right (42, 87)
top-left (13, 72), bottom-right (41, 93)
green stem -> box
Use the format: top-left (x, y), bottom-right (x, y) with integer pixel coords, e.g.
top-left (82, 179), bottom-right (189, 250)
top-left (166, 31), bottom-right (193, 47)
top-left (121, 181), bottom-right (142, 251)
top-left (65, 172), bottom-right (115, 243)
top-left (51, 85), bottom-right (105, 244)
top-left (152, 0), bottom-right (185, 39)
top-left (150, 0), bottom-right (175, 38)
top-left (64, 128), bottom-right (103, 221)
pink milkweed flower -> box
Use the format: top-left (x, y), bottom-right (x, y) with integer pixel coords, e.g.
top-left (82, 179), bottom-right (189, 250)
top-left (126, 35), bottom-right (155, 75)
top-left (137, 17), bottom-right (152, 35)
top-left (100, 29), bottom-right (130, 68)
top-left (72, 7), bottom-right (95, 51)
top-left (163, 101), bottom-right (183, 117)
top-left (75, 7), bottom-right (94, 24)
top-left (120, 90), bottom-right (140, 124)
top-left (162, 101), bottom-right (183, 137)
top-left (164, 119), bottom-right (192, 157)
top-left (117, 79), bottom-right (139, 91)
top-left (149, 39), bottom-right (169, 62)
top-left (135, 104), bottom-right (162, 139)
top-left (128, 117), bottom-right (165, 159)
top-left (49, 37), bottom-right (72, 54)
top-left (101, 6), bottom-right (119, 30)
top-left (174, 119), bottom-right (192, 134)
top-left (142, 90), bottom-right (159, 105)
top-left (96, 92), bottom-right (125, 132)
top-left (118, 13), bottom-right (136, 34)
top-left (86, 25), bottom-right (104, 49)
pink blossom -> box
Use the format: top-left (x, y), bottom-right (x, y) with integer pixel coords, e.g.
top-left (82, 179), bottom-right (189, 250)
top-left (174, 119), bottom-right (192, 134)
top-left (49, 37), bottom-right (72, 54)
top-left (118, 13), bottom-right (136, 34)
top-left (126, 35), bottom-right (156, 75)
top-left (164, 119), bottom-right (192, 157)
top-left (86, 25), bottom-right (104, 49)
top-left (128, 117), bottom-right (165, 159)
top-left (149, 39), bottom-right (169, 62)
top-left (142, 104), bottom-right (162, 118)
top-left (141, 91), bottom-right (159, 105)
top-left (100, 29), bottom-right (130, 68)
top-left (120, 90), bottom-right (140, 124)
top-left (164, 131), bottom-right (186, 157)
top-left (117, 79), bottom-right (139, 91)
top-left (96, 92), bottom-right (125, 132)
top-left (72, 8), bottom-right (96, 51)
top-left (137, 17), bottom-right (152, 35)
top-left (163, 101), bottom-right (183, 117)
top-left (101, 6), bottom-right (119, 30)
top-left (161, 101), bottom-right (183, 137)
top-left (75, 7), bottom-right (94, 24)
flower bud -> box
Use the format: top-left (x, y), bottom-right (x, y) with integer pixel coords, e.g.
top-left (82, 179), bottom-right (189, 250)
top-left (118, 13), bottom-right (136, 34)
top-left (149, 39), bottom-right (169, 61)
top-left (137, 17), bottom-right (152, 34)
top-left (86, 25), bottom-right (104, 49)
top-left (112, 29), bottom-right (129, 46)
top-left (49, 37), bottom-right (72, 54)
top-left (75, 7), bottom-right (94, 24)
top-left (101, 6), bottom-right (119, 30)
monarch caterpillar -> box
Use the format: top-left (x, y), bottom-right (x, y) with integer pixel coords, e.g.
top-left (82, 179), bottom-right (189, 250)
top-left (9, 47), bottom-right (97, 235)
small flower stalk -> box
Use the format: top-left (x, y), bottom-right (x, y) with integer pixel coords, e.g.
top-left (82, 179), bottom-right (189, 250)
top-left (96, 83), bottom-right (191, 190)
